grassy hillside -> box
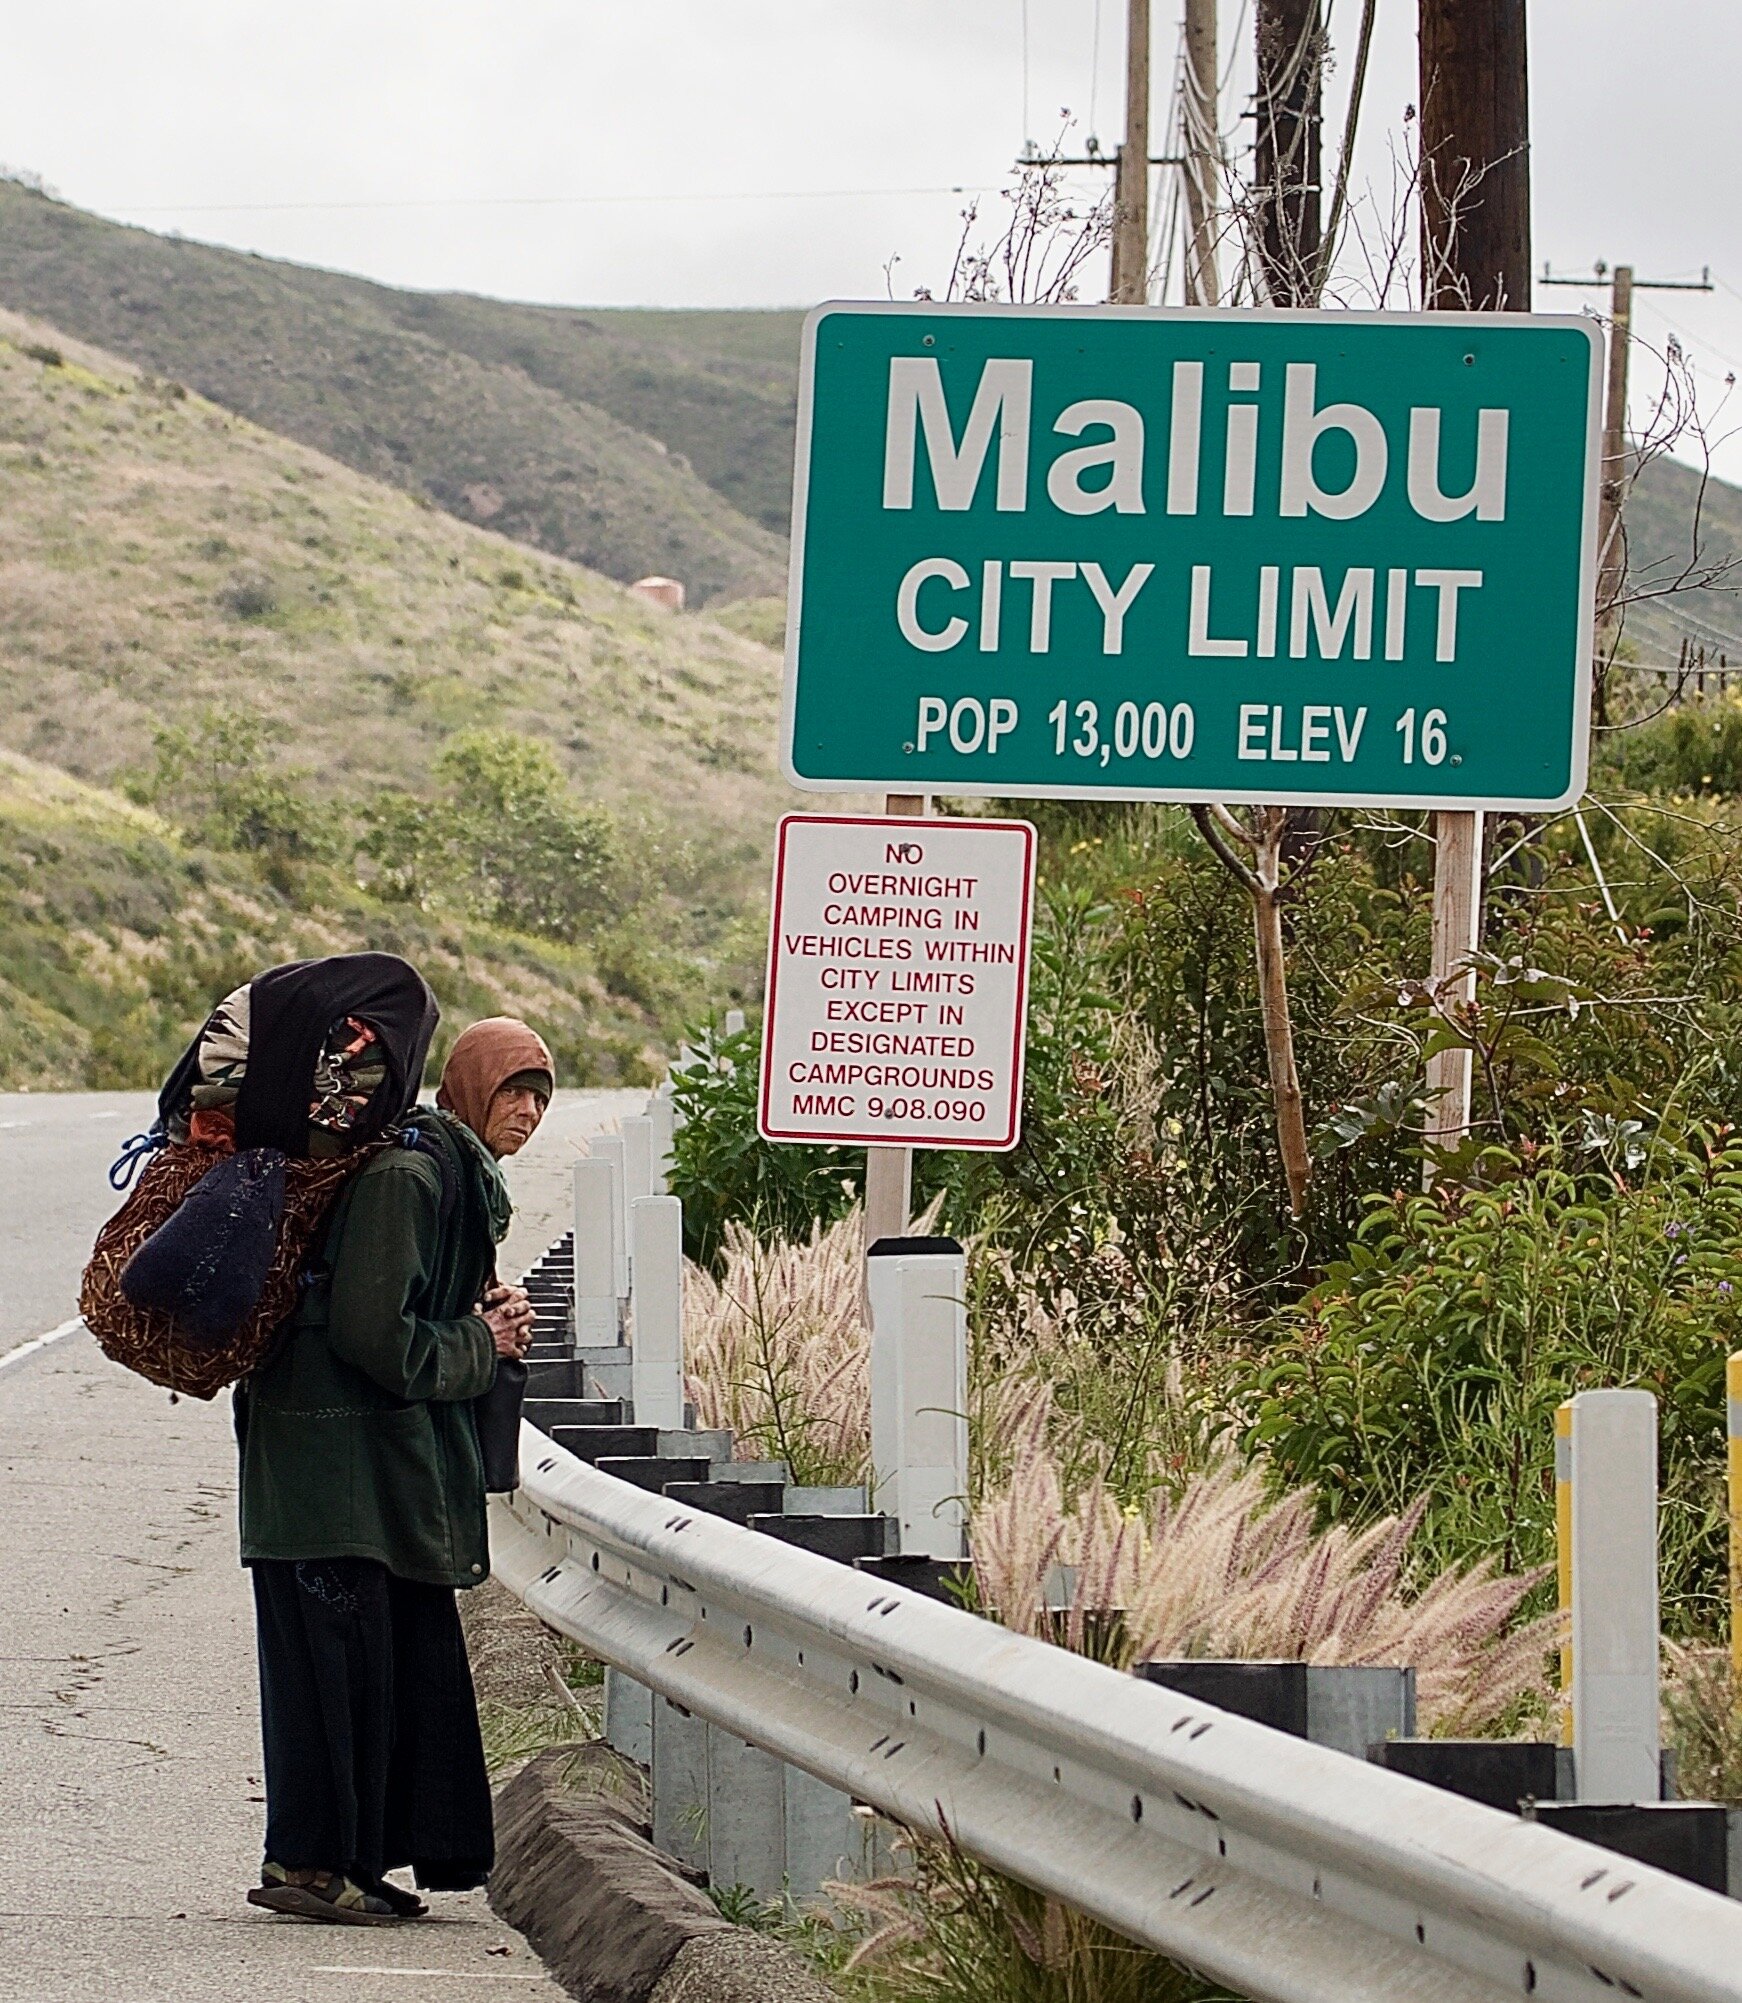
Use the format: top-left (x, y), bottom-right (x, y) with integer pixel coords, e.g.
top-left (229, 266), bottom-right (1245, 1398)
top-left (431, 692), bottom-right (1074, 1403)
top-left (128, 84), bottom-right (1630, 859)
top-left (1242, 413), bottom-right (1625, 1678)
top-left (0, 181), bottom-right (784, 603)
top-left (378, 297), bottom-right (806, 534)
top-left (0, 305), bottom-right (801, 1087)
top-left (0, 744), bottom-right (731, 1090)
top-left (0, 307), bottom-right (789, 824)
top-left (1615, 450), bottom-right (1742, 667)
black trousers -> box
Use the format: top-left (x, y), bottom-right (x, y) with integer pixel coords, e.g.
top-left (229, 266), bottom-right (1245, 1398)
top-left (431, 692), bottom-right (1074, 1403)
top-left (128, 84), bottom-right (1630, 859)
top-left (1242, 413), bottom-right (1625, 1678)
top-left (250, 1558), bottom-right (494, 1891)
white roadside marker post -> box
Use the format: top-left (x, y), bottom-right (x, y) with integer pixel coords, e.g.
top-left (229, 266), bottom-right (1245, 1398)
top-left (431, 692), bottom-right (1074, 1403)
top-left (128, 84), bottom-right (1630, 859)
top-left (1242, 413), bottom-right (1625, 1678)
top-left (590, 1133), bottom-right (631, 1301)
top-left (867, 1237), bottom-right (968, 1562)
top-left (572, 1156), bottom-right (622, 1347)
top-left (648, 1084), bottom-right (675, 1195)
top-left (621, 1114), bottom-right (654, 1207)
top-left (1570, 1387), bottom-right (1661, 1802)
top-left (630, 1195), bottom-right (686, 1432)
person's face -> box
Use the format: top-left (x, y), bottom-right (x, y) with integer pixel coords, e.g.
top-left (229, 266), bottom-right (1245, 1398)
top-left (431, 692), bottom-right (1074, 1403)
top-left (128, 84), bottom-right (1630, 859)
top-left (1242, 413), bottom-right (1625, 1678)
top-left (483, 1083), bottom-right (548, 1158)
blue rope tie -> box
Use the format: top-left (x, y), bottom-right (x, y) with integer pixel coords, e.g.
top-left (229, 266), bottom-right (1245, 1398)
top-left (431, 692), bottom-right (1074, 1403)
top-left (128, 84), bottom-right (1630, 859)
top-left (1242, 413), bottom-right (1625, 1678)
top-left (110, 1124), bottom-right (168, 1191)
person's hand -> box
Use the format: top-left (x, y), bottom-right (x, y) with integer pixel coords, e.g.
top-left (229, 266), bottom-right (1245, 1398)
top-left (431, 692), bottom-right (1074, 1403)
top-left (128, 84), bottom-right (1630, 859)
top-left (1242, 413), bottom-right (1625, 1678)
top-left (480, 1283), bottom-right (535, 1360)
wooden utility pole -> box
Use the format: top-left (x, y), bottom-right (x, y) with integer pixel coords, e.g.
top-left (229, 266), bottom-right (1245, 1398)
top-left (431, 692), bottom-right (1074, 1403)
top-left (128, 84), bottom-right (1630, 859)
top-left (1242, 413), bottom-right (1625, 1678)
top-left (1417, 0), bottom-right (1531, 1165)
top-left (1110, 0), bottom-right (1151, 305)
top-left (1596, 261), bottom-right (1635, 678)
top-left (863, 793), bottom-right (925, 1251)
top-left (1181, 0), bottom-right (1221, 306)
top-left (1254, 0), bottom-right (1322, 302)
top-left (1541, 261), bottom-right (1712, 727)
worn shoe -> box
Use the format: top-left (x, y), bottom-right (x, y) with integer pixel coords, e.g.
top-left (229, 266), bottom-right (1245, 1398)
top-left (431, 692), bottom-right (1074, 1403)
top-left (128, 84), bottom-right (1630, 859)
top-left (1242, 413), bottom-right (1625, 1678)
top-left (246, 1862), bottom-right (399, 1925)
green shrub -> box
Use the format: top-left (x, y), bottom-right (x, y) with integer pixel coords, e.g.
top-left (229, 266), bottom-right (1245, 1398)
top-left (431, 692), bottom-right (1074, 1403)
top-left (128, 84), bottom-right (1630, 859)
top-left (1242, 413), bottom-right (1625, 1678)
top-left (1600, 697), bottom-right (1742, 798)
top-left (144, 706), bottom-right (329, 863)
top-left (667, 1024), bottom-right (863, 1266)
top-left (1239, 1124), bottom-right (1742, 1627)
top-left (358, 728), bottom-right (624, 945)
top-left (436, 728), bottom-right (620, 941)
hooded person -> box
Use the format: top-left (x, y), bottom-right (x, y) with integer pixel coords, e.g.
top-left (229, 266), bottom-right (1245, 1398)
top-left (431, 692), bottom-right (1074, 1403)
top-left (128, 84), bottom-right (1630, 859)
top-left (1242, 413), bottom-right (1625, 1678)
top-left (234, 980), bottom-right (545, 1926)
top-left (436, 1017), bottom-right (554, 1163)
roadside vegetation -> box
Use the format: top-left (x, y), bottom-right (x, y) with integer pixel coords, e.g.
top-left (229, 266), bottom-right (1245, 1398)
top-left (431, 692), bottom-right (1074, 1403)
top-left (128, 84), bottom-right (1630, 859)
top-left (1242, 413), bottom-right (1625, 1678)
top-left (667, 714), bottom-right (1742, 1995)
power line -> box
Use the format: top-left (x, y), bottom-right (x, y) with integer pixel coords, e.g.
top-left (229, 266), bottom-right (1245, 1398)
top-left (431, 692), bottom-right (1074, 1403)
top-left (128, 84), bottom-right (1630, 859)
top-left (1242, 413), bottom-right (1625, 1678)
top-left (106, 184), bottom-right (993, 218)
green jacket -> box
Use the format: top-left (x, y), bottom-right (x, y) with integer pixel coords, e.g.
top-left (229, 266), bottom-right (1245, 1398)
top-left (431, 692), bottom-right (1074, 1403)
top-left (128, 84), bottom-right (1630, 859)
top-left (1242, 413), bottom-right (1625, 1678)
top-left (237, 1128), bottom-right (500, 1588)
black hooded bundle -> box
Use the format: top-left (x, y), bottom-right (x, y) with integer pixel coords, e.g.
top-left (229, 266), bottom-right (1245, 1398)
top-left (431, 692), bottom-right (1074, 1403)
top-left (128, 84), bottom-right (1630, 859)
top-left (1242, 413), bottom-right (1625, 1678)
top-left (82, 954), bottom-right (438, 1399)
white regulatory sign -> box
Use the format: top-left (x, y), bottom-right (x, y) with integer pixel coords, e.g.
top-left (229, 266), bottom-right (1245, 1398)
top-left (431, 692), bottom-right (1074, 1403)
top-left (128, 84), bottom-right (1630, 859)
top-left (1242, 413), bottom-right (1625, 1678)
top-left (759, 813), bottom-right (1036, 1152)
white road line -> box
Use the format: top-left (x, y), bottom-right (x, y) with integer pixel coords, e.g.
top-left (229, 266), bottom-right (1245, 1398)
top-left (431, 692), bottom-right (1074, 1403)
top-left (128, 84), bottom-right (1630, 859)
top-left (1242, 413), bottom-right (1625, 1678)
top-left (0, 1318), bottom-right (86, 1373)
top-left (310, 1971), bottom-right (549, 1984)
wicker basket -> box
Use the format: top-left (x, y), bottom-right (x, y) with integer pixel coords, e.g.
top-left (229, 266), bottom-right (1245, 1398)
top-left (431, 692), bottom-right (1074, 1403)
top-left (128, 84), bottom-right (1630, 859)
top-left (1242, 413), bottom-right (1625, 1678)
top-left (80, 1142), bottom-right (378, 1401)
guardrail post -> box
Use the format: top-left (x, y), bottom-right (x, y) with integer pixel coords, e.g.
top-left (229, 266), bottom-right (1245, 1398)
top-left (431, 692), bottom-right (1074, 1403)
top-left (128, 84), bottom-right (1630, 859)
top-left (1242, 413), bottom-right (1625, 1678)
top-left (648, 1084), bottom-right (675, 1195)
top-left (868, 1236), bottom-right (968, 1562)
top-left (603, 1667), bottom-right (652, 1767)
top-left (1570, 1387), bottom-right (1661, 1802)
top-left (572, 1157), bottom-right (621, 1347)
top-left (589, 1134), bottom-right (631, 1299)
top-left (630, 1196), bottom-right (685, 1432)
top-left (651, 1697), bottom-right (710, 1873)
top-left (707, 1730), bottom-right (785, 1899)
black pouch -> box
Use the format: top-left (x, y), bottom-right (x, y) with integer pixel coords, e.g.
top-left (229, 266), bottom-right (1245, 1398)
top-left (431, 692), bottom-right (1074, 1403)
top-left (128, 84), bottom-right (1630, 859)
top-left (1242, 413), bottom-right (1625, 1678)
top-left (473, 1356), bottom-right (528, 1493)
top-left (119, 1146), bottom-right (287, 1345)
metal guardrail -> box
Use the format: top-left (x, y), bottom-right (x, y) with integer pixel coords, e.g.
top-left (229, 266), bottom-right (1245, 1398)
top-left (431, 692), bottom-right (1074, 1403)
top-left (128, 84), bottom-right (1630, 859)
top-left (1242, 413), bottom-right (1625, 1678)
top-left (492, 1426), bottom-right (1742, 2003)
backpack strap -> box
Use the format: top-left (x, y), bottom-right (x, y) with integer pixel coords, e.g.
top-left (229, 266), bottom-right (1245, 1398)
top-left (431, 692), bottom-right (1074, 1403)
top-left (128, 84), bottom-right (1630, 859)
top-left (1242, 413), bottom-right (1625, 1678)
top-left (396, 1120), bottom-right (460, 1229)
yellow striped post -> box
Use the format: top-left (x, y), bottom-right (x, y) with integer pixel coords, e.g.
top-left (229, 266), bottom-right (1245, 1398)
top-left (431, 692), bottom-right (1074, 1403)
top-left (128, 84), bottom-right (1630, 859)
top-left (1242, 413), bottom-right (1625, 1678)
top-left (1729, 1355), bottom-right (1742, 1693)
top-left (1555, 1399), bottom-right (1574, 1747)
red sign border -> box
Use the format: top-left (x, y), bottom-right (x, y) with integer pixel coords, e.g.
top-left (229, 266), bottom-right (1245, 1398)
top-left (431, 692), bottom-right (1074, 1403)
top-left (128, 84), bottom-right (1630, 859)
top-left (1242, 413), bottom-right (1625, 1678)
top-left (757, 813), bottom-right (1036, 1153)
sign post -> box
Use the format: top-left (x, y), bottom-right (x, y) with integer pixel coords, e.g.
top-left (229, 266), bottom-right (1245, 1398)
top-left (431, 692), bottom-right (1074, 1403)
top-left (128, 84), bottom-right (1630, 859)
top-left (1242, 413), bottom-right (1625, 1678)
top-left (865, 792), bottom-right (926, 1249)
top-left (783, 303), bottom-right (1600, 812)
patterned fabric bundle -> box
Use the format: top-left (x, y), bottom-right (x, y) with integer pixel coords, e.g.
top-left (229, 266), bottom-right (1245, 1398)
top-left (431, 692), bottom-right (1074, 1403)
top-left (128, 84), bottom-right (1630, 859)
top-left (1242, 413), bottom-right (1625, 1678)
top-left (81, 1142), bottom-right (383, 1400)
top-left (82, 953), bottom-right (440, 1399)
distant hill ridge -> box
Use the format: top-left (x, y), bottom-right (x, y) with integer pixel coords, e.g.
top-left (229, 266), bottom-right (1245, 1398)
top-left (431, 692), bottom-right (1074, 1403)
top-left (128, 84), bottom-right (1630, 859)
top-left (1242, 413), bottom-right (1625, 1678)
top-left (0, 180), bottom-right (792, 604)
top-left (0, 176), bottom-right (1734, 659)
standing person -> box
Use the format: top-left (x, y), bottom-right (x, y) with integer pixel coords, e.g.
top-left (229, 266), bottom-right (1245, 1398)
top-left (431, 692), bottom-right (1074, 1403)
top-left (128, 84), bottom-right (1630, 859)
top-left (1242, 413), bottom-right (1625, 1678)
top-left (238, 1003), bottom-right (552, 1924)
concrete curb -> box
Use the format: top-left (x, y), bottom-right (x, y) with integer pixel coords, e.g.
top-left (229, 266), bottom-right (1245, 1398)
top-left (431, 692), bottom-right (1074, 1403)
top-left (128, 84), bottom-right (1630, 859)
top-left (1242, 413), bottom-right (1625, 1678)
top-left (490, 1747), bottom-right (836, 2003)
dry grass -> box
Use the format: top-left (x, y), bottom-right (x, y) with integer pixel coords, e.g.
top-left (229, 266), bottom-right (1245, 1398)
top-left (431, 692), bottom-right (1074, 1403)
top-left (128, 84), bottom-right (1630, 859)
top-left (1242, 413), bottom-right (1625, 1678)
top-left (685, 1208), bottom-right (871, 1487)
top-left (973, 1388), bottom-right (1557, 1733)
top-left (1663, 1644), bottom-right (1742, 1804)
top-left (683, 1214), bottom-right (1555, 1737)
top-left (0, 307), bottom-right (798, 876)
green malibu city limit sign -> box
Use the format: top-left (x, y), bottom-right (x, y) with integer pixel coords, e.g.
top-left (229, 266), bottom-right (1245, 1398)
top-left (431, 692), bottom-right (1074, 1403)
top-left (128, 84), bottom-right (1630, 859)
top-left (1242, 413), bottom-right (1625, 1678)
top-left (783, 303), bottom-right (1602, 811)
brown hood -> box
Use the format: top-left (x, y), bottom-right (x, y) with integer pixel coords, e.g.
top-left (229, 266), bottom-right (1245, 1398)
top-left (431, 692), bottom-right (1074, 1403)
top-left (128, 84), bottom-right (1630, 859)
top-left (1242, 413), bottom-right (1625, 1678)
top-left (436, 1017), bottom-right (555, 1139)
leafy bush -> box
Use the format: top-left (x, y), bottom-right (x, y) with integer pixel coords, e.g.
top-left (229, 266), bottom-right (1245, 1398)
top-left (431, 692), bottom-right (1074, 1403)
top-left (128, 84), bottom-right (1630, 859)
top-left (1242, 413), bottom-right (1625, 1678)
top-left (667, 1024), bottom-right (863, 1266)
top-left (438, 729), bottom-right (618, 939)
top-left (359, 727), bottom-right (621, 944)
top-left (145, 706), bottom-right (328, 865)
top-left (1239, 1124), bottom-right (1742, 1627)
top-left (1600, 696), bottom-right (1742, 799)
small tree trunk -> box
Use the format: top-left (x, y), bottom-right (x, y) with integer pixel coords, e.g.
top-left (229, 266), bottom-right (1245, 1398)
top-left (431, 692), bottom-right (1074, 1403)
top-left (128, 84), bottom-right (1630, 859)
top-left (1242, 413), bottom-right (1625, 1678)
top-left (1251, 809), bottom-right (1312, 1215)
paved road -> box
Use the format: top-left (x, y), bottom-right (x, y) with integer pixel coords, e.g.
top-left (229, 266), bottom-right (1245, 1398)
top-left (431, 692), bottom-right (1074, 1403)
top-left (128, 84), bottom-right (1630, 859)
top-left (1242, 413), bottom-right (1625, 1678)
top-left (0, 1092), bottom-right (157, 1352)
top-left (0, 1089), bottom-right (643, 2001)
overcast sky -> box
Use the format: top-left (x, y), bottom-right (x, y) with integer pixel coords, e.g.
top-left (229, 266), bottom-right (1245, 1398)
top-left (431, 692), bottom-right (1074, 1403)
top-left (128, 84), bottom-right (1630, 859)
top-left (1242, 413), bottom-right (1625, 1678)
top-left (5, 1), bottom-right (1739, 478)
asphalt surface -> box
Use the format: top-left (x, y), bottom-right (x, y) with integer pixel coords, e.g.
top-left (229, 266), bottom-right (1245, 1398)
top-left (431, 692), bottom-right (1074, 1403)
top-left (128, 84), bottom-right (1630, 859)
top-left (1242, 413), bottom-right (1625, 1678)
top-left (0, 1088), bottom-right (644, 2001)
top-left (0, 1092), bottom-right (158, 1352)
